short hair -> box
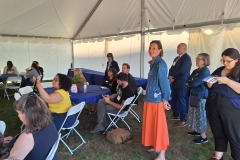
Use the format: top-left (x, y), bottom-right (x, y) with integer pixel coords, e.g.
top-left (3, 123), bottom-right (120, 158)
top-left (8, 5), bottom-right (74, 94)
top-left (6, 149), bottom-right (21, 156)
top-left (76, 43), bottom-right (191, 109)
top-left (116, 72), bottom-right (128, 82)
top-left (122, 63), bottom-right (130, 69)
top-left (107, 53), bottom-right (114, 59)
top-left (13, 94), bottom-right (52, 133)
top-left (57, 73), bottom-right (72, 91)
top-left (150, 40), bottom-right (163, 57)
top-left (7, 61), bottom-right (13, 69)
top-left (198, 53), bottom-right (210, 66)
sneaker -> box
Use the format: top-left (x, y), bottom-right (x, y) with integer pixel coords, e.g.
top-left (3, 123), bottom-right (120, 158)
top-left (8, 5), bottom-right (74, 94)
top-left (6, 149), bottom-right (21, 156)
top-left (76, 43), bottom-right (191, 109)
top-left (90, 124), bottom-right (105, 134)
top-left (193, 137), bottom-right (208, 144)
top-left (187, 131), bottom-right (201, 136)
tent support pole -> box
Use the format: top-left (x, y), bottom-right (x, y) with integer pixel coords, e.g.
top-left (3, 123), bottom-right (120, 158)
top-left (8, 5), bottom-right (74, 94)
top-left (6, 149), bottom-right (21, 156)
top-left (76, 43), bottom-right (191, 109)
top-left (140, 0), bottom-right (145, 78)
top-left (71, 40), bottom-right (74, 68)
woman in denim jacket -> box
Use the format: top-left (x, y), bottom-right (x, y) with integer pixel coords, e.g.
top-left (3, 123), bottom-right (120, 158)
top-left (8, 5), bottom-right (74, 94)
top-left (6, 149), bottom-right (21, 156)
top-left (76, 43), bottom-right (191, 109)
top-left (187, 53), bottom-right (210, 144)
top-left (142, 40), bottom-right (171, 160)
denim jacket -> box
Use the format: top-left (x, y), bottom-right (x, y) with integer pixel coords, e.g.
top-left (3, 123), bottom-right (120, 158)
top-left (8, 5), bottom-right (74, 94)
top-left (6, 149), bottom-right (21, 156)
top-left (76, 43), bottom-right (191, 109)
top-left (187, 66), bottom-right (210, 99)
top-left (144, 56), bottom-right (171, 103)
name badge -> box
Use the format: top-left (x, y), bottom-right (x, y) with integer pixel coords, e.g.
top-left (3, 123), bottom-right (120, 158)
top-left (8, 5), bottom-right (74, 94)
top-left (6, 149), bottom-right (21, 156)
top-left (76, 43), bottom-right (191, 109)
top-left (117, 95), bottom-right (121, 101)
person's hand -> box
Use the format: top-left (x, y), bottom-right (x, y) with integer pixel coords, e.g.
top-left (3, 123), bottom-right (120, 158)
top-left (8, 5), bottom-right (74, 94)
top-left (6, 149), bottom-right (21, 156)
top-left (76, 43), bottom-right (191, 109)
top-left (103, 96), bottom-right (110, 103)
top-left (215, 77), bottom-right (230, 84)
top-left (168, 76), bottom-right (174, 83)
top-left (163, 100), bottom-right (171, 110)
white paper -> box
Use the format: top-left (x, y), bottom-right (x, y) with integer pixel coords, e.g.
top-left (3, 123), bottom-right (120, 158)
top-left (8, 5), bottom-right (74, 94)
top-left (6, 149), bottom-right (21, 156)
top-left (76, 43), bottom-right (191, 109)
top-left (203, 76), bottom-right (218, 84)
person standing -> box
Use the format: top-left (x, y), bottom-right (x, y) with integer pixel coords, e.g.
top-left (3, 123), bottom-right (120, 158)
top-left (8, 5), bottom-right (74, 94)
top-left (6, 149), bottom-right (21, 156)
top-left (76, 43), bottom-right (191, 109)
top-left (169, 43), bottom-right (192, 127)
top-left (104, 53), bottom-right (120, 78)
top-left (206, 48), bottom-right (240, 160)
top-left (187, 53), bottom-right (210, 144)
top-left (142, 40), bottom-right (171, 160)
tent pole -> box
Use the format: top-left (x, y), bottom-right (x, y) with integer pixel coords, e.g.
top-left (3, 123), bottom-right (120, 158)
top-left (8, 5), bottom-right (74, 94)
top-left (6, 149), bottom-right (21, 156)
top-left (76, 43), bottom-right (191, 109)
top-left (71, 40), bottom-right (74, 68)
top-left (140, 0), bottom-right (145, 78)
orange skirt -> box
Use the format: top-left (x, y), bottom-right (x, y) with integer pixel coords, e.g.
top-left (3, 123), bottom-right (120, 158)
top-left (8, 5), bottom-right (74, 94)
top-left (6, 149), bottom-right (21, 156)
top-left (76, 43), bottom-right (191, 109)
top-left (142, 102), bottom-right (169, 151)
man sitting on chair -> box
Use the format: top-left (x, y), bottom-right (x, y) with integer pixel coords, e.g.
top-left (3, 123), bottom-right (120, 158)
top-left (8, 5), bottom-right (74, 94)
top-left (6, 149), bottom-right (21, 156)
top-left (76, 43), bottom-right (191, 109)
top-left (90, 72), bottom-right (134, 134)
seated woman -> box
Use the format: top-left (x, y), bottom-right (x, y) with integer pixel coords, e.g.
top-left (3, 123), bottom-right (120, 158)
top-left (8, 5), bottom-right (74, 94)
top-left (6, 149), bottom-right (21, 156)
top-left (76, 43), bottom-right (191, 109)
top-left (3, 61), bottom-right (18, 74)
top-left (21, 62), bottom-right (40, 87)
top-left (6, 94), bottom-right (58, 160)
top-left (72, 68), bottom-right (87, 84)
top-left (102, 68), bottom-right (118, 94)
top-left (35, 73), bottom-right (74, 130)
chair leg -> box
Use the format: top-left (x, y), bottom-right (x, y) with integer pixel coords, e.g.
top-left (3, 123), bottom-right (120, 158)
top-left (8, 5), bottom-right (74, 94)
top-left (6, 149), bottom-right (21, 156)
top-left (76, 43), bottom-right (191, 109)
top-left (129, 109), bottom-right (140, 122)
top-left (121, 118), bottom-right (130, 130)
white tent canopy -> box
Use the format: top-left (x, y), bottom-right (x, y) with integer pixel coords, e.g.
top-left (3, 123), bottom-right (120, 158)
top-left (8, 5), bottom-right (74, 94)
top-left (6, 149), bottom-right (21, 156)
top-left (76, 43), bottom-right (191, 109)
top-left (1, 0), bottom-right (240, 79)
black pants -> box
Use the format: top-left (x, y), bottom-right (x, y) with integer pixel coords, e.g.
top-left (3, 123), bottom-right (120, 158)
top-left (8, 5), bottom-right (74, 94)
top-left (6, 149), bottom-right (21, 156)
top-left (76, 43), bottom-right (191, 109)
top-left (206, 93), bottom-right (240, 160)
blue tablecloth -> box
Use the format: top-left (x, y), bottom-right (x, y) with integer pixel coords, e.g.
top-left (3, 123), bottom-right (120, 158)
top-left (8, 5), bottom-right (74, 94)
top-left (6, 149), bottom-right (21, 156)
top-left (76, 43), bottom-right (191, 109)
top-left (67, 68), bottom-right (147, 89)
top-left (0, 74), bottom-right (18, 82)
top-left (45, 85), bottom-right (111, 104)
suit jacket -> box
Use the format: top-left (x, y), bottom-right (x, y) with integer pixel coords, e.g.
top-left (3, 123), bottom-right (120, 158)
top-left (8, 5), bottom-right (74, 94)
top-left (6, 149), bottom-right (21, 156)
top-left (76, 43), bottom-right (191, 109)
top-left (169, 53), bottom-right (192, 88)
top-left (104, 60), bottom-right (120, 77)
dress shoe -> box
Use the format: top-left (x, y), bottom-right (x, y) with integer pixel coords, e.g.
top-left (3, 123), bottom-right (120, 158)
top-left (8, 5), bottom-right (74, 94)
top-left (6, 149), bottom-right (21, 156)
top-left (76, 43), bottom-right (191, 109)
top-left (176, 121), bottom-right (188, 127)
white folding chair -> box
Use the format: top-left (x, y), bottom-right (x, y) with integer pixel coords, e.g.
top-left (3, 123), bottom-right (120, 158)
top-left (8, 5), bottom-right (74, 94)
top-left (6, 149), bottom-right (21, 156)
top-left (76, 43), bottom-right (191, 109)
top-left (0, 120), bottom-right (6, 134)
top-left (41, 82), bottom-right (52, 88)
top-left (4, 76), bottom-right (22, 100)
top-left (59, 102), bottom-right (86, 154)
top-left (129, 87), bottom-right (143, 122)
top-left (104, 96), bottom-right (135, 134)
top-left (19, 86), bottom-right (33, 95)
top-left (45, 133), bottom-right (61, 160)
top-left (14, 92), bottom-right (21, 101)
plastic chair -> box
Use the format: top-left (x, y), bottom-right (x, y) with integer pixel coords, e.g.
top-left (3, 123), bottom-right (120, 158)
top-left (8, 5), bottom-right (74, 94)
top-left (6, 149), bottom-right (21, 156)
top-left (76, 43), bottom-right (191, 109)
top-left (14, 92), bottom-right (21, 100)
top-left (4, 76), bottom-right (22, 100)
top-left (129, 87), bottom-right (143, 122)
top-left (45, 133), bottom-right (61, 160)
top-left (0, 121), bottom-right (6, 134)
top-left (19, 86), bottom-right (33, 95)
top-left (104, 96), bottom-right (135, 134)
top-left (59, 102), bottom-right (86, 154)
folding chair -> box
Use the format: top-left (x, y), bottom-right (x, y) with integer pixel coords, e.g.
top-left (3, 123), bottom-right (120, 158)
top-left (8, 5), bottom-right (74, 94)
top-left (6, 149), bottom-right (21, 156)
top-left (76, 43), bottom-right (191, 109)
top-left (129, 87), bottom-right (143, 122)
top-left (4, 76), bottom-right (22, 100)
top-left (59, 102), bottom-right (86, 154)
top-left (19, 86), bottom-right (33, 95)
top-left (14, 92), bottom-right (21, 101)
top-left (0, 120), bottom-right (6, 134)
top-left (104, 96), bottom-right (135, 134)
top-left (45, 133), bottom-right (61, 160)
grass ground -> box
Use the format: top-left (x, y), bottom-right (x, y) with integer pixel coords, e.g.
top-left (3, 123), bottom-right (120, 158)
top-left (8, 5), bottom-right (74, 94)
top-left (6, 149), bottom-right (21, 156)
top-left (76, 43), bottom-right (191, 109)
top-left (0, 89), bottom-right (233, 160)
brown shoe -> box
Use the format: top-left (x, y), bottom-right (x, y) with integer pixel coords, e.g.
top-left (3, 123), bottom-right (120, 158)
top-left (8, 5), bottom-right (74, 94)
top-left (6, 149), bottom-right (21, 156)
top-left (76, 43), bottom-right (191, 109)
top-left (176, 121), bottom-right (188, 127)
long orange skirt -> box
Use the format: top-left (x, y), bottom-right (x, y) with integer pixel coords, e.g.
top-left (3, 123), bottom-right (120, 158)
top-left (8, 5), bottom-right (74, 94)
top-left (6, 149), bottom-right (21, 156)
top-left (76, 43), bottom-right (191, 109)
top-left (142, 102), bottom-right (169, 151)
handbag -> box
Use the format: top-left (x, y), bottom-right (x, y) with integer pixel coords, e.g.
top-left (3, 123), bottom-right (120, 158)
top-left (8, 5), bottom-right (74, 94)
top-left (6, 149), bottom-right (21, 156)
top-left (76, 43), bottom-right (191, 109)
top-left (189, 95), bottom-right (201, 108)
top-left (106, 128), bottom-right (134, 144)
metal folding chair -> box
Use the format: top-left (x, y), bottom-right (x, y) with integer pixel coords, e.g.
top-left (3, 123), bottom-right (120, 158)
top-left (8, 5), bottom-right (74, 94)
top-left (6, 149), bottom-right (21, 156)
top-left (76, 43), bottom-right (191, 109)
top-left (19, 86), bottom-right (33, 95)
top-left (0, 120), bottom-right (6, 134)
top-left (58, 102), bottom-right (86, 154)
top-left (129, 87), bottom-right (143, 122)
top-left (4, 76), bottom-right (22, 100)
top-left (103, 96), bottom-right (135, 134)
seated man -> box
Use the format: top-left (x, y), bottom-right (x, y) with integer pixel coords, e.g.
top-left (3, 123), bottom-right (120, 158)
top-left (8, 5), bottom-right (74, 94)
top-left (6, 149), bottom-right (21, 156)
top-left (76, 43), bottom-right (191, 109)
top-left (90, 72), bottom-right (134, 134)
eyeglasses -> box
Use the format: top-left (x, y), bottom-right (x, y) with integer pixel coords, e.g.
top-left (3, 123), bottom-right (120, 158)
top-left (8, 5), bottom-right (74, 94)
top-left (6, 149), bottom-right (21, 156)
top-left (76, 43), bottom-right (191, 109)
top-left (220, 59), bottom-right (234, 63)
top-left (196, 58), bottom-right (204, 61)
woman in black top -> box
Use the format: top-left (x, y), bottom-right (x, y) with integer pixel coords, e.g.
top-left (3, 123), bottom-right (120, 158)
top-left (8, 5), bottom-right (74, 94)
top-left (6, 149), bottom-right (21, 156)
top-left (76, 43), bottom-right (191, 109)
top-left (102, 68), bottom-right (118, 94)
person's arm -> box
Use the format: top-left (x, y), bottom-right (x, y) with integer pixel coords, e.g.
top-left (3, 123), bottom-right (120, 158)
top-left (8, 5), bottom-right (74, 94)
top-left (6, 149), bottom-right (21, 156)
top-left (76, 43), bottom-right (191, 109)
top-left (188, 68), bottom-right (210, 87)
top-left (8, 132), bottom-right (34, 160)
top-left (103, 96), bottom-right (122, 109)
top-left (216, 77), bottom-right (240, 93)
top-left (158, 62), bottom-right (171, 101)
top-left (34, 78), bottom-right (63, 104)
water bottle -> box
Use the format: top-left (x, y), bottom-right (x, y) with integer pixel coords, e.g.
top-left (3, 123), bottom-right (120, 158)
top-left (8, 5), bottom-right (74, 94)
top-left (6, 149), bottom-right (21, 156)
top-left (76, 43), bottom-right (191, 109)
top-left (83, 83), bottom-right (87, 93)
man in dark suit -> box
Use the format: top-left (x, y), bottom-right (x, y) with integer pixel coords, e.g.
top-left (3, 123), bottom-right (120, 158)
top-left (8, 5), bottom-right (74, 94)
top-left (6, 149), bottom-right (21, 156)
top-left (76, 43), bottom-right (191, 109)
top-left (104, 53), bottom-right (120, 78)
top-left (169, 43), bottom-right (192, 127)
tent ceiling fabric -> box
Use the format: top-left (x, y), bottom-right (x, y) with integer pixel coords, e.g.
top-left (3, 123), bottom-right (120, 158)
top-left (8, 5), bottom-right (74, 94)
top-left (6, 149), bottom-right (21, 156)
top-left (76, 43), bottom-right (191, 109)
top-left (1, 0), bottom-right (240, 39)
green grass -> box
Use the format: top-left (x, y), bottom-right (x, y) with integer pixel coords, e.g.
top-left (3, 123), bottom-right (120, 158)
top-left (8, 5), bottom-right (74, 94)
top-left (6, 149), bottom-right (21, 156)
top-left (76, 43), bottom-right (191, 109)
top-left (0, 88), bottom-right (233, 160)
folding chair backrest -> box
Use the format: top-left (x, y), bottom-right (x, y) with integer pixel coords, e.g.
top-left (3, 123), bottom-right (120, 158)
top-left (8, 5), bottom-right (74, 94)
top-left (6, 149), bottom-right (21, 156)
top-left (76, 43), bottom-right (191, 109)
top-left (41, 82), bottom-right (52, 88)
top-left (19, 86), bottom-right (33, 95)
top-left (6, 76), bottom-right (22, 83)
top-left (121, 96), bottom-right (135, 110)
top-left (0, 121), bottom-right (6, 134)
top-left (45, 133), bottom-right (61, 160)
top-left (59, 101), bottom-right (85, 131)
top-left (132, 87), bottom-right (142, 104)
